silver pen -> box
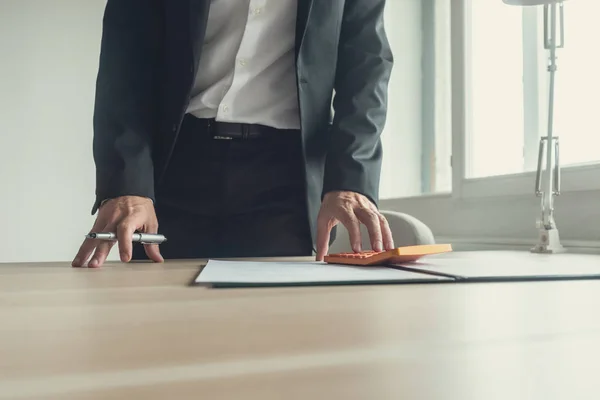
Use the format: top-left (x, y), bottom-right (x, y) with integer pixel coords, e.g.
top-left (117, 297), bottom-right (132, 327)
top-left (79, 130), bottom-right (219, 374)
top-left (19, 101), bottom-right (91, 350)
top-left (86, 232), bottom-right (167, 244)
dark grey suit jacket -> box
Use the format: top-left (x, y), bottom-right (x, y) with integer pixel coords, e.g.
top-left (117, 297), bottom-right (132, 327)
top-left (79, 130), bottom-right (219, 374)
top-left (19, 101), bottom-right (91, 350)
top-left (92, 0), bottom-right (393, 247)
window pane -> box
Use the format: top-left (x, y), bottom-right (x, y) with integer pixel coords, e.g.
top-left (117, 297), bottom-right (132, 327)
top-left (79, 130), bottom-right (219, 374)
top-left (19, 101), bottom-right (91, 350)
top-left (380, 0), bottom-right (452, 199)
top-left (379, 0), bottom-right (423, 199)
top-left (467, 2), bottom-right (525, 178)
top-left (553, 0), bottom-right (600, 167)
top-left (430, 0), bottom-right (452, 194)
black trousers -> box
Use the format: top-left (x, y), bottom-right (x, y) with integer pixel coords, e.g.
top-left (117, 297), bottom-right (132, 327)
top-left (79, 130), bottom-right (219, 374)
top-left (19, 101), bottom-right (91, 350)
top-left (133, 114), bottom-right (313, 260)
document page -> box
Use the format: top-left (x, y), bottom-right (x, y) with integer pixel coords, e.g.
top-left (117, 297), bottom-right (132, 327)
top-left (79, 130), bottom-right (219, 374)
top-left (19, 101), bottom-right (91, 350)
top-left (195, 259), bottom-right (452, 287)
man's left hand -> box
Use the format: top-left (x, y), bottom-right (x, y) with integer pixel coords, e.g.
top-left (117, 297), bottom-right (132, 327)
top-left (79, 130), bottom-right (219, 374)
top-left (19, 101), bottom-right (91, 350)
top-left (316, 191), bottom-right (395, 261)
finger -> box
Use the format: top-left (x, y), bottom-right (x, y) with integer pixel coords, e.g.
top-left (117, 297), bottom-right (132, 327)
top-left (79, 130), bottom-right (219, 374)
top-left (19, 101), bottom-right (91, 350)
top-left (116, 218), bottom-right (139, 263)
top-left (72, 222), bottom-right (103, 267)
top-left (355, 208), bottom-right (383, 252)
top-left (144, 244), bottom-right (164, 263)
top-left (88, 241), bottom-right (115, 268)
top-left (379, 214), bottom-right (395, 250)
top-left (339, 213), bottom-right (362, 253)
top-left (143, 222), bottom-right (164, 263)
top-left (72, 238), bottom-right (97, 268)
top-left (315, 214), bottom-right (334, 261)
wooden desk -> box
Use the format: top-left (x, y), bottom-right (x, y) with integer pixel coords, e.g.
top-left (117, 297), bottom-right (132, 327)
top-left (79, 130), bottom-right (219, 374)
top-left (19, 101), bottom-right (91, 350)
top-left (1, 258), bottom-right (599, 399)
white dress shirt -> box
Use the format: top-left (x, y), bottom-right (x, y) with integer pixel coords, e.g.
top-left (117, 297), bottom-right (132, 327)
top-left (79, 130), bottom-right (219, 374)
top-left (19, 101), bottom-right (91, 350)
top-left (185, 0), bottom-right (300, 130)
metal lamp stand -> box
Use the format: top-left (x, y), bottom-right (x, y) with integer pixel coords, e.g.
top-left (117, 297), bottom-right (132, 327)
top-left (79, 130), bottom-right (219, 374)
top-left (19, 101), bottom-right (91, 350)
top-left (531, 1), bottom-right (565, 253)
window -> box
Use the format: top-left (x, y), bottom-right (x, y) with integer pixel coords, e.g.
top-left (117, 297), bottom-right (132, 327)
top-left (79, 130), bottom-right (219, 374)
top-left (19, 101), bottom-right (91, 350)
top-left (380, 0), bottom-right (600, 248)
top-left (466, 0), bottom-right (600, 179)
top-left (428, 0), bottom-right (453, 194)
top-left (467, 2), bottom-right (525, 178)
top-left (553, 0), bottom-right (600, 167)
top-left (381, 0), bottom-right (600, 201)
top-left (380, 0), bottom-right (452, 199)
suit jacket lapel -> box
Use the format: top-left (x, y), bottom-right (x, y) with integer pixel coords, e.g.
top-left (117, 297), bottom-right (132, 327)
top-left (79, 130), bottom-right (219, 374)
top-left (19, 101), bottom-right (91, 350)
top-left (295, 0), bottom-right (314, 59)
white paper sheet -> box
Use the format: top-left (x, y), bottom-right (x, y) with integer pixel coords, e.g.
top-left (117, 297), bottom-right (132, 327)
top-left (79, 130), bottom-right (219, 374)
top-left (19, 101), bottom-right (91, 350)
top-left (396, 251), bottom-right (600, 280)
top-left (195, 259), bottom-right (450, 287)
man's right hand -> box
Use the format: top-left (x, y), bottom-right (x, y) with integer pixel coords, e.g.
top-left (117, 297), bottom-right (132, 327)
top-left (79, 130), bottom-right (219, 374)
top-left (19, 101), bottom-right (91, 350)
top-left (71, 196), bottom-right (164, 268)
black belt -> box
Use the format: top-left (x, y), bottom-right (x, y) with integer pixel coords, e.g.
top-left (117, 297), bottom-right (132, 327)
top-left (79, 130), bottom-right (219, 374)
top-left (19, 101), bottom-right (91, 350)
top-left (186, 116), bottom-right (286, 140)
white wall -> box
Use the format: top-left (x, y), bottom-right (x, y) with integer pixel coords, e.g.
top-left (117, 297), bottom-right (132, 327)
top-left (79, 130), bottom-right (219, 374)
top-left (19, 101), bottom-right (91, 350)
top-left (0, 0), bottom-right (106, 263)
top-left (0, 0), bottom-right (424, 263)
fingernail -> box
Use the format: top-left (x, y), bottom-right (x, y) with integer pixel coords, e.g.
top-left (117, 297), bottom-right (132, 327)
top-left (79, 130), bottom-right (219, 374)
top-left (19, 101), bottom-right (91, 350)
top-left (89, 259), bottom-right (98, 268)
top-left (353, 244), bottom-right (362, 252)
top-left (72, 258), bottom-right (80, 267)
top-left (374, 241), bottom-right (383, 252)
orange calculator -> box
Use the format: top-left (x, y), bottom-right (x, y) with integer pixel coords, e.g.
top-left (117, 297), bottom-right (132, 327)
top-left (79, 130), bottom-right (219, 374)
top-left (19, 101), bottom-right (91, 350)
top-left (324, 244), bottom-right (452, 266)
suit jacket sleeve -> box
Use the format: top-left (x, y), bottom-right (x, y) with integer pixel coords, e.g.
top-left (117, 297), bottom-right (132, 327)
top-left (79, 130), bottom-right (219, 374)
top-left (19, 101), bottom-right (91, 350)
top-left (322, 0), bottom-right (393, 206)
top-left (91, 0), bottom-right (163, 214)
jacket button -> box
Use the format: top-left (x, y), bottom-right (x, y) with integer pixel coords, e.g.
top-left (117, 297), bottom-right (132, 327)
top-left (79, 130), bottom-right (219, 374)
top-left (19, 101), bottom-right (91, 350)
top-left (172, 124), bottom-right (177, 132)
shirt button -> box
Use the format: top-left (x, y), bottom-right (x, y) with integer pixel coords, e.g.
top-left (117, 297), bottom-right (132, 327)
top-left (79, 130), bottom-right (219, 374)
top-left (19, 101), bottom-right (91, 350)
top-left (222, 105), bottom-right (229, 113)
top-left (251, 7), bottom-right (263, 16)
top-left (238, 59), bottom-right (247, 67)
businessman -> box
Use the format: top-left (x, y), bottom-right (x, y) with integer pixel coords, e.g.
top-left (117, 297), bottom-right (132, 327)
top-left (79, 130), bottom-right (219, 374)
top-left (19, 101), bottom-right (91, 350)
top-left (72, 0), bottom-right (395, 268)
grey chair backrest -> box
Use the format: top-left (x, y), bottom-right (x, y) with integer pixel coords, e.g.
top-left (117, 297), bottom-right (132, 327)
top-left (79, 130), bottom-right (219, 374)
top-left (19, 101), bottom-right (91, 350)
top-left (328, 210), bottom-right (435, 253)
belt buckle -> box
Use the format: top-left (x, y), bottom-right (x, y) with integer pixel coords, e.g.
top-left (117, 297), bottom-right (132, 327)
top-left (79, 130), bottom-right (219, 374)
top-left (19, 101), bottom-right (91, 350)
top-left (208, 120), bottom-right (233, 140)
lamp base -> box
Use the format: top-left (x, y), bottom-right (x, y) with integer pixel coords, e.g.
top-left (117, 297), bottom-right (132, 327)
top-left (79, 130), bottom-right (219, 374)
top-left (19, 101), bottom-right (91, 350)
top-left (530, 227), bottom-right (566, 253)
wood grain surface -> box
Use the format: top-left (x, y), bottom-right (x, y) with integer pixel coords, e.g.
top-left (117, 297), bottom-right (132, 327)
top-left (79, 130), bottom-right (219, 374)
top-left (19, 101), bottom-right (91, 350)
top-left (1, 257), bottom-right (599, 399)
